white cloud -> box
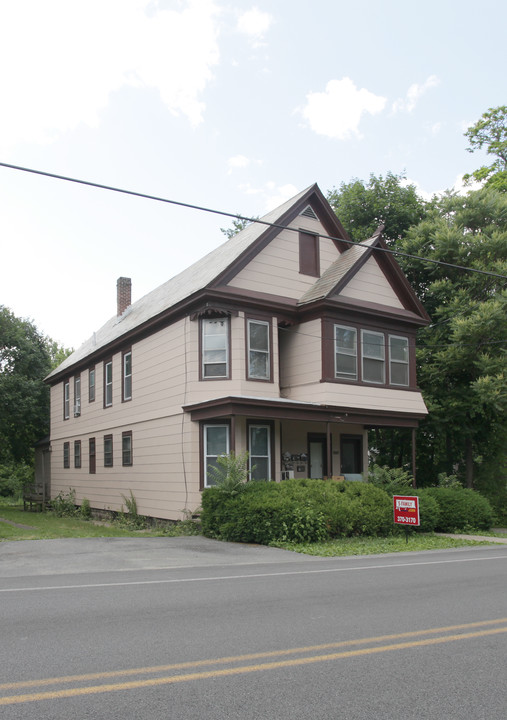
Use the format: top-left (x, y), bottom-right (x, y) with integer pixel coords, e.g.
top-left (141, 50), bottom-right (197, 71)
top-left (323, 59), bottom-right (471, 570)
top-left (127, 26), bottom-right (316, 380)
top-left (238, 181), bottom-right (298, 212)
top-left (0, 0), bottom-right (220, 150)
top-left (236, 7), bottom-right (273, 44)
top-left (227, 155), bottom-right (251, 173)
top-left (300, 78), bottom-right (386, 140)
top-left (392, 75), bottom-right (439, 113)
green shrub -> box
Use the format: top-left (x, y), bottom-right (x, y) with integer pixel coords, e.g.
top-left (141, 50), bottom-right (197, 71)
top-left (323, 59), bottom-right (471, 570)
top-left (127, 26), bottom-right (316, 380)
top-left (80, 497), bottom-right (91, 519)
top-left (413, 490), bottom-right (440, 532)
top-left (207, 452), bottom-right (250, 494)
top-left (367, 465), bottom-right (414, 496)
top-left (201, 478), bottom-right (395, 544)
top-left (425, 487), bottom-right (494, 532)
top-left (51, 488), bottom-right (78, 517)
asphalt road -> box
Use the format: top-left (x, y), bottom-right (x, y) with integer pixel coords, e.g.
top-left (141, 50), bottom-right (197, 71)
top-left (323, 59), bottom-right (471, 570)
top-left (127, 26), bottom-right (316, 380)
top-left (1, 538), bottom-right (506, 719)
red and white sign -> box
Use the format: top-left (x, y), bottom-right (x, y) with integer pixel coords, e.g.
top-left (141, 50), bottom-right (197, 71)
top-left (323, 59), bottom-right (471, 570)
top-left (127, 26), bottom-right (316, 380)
top-left (393, 495), bottom-right (420, 526)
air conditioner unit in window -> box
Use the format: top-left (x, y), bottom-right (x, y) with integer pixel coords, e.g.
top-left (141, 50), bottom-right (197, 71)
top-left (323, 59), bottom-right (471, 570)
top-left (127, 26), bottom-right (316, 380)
top-left (73, 402), bottom-right (81, 417)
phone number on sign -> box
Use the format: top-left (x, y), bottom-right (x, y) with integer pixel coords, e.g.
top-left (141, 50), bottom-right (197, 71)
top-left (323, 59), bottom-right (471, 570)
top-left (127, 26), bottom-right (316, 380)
top-left (396, 516), bottom-right (418, 524)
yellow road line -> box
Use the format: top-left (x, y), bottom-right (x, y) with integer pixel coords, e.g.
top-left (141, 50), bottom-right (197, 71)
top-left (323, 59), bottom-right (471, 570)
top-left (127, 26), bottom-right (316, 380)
top-left (1, 617), bottom-right (506, 692)
top-left (1, 624), bottom-right (506, 706)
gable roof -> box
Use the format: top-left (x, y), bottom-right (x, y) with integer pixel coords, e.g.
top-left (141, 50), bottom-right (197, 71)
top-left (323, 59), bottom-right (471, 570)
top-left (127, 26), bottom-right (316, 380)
top-left (47, 184), bottom-right (330, 380)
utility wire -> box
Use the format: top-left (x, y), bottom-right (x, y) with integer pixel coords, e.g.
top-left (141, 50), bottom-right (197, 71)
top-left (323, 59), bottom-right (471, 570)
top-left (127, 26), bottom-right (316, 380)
top-left (1, 161), bottom-right (507, 281)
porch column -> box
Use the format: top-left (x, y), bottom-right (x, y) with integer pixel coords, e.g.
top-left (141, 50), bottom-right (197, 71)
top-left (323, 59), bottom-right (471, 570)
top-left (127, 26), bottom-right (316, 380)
top-left (411, 428), bottom-right (417, 488)
top-left (326, 422), bottom-right (332, 478)
top-left (230, 416), bottom-right (236, 454)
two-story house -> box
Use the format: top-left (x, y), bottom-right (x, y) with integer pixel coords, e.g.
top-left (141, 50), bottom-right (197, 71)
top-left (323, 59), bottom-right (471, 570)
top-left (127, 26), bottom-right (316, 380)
top-left (46, 184), bottom-right (429, 520)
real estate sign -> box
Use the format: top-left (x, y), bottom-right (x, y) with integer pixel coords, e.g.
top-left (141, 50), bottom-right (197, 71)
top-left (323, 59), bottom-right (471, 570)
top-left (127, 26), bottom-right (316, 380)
top-left (393, 495), bottom-right (420, 526)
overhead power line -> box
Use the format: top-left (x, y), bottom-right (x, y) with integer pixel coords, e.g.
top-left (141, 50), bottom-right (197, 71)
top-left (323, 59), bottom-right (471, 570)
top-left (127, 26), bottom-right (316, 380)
top-left (1, 161), bottom-right (506, 281)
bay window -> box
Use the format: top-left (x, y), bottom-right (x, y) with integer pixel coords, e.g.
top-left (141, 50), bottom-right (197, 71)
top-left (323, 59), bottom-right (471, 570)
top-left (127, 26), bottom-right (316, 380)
top-left (335, 325), bottom-right (357, 381)
top-left (203, 424), bottom-right (229, 487)
top-left (202, 319), bottom-right (229, 379)
top-left (247, 319), bottom-right (270, 380)
top-left (389, 335), bottom-right (409, 386)
top-left (361, 330), bottom-right (385, 384)
top-left (248, 424), bottom-right (272, 481)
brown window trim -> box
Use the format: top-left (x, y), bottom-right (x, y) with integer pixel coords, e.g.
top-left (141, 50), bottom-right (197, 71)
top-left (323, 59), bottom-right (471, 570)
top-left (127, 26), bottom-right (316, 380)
top-left (89, 437), bottom-right (96, 474)
top-left (89, 366), bottom-right (96, 403)
top-left (74, 440), bottom-right (81, 469)
top-left (122, 348), bottom-right (132, 403)
top-left (63, 379), bottom-right (70, 420)
top-left (63, 441), bottom-right (70, 469)
top-left (245, 315), bottom-right (273, 383)
top-left (199, 317), bottom-right (231, 381)
top-left (199, 420), bottom-right (232, 490)
top-left (122, 430), bottom-right (133, 466)
top-left (103, 358), bottom-right (113, 408)
top-left (247, 419), bottom-right (275, 481)
top-left (321, 318), bottom-right (416, 390)
top-left (104, 434), bottom-right (113, 467)
top-left (299, 231), bottom-right (320, 277)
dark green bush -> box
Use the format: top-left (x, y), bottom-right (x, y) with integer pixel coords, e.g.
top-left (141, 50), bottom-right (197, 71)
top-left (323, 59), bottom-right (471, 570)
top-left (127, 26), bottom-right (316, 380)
top-left (413, 490), bottom-right (440, 532)
top-left (201, 478), bottom-right (396, 544)
top-left (424, 487), bottom-right (493, 532)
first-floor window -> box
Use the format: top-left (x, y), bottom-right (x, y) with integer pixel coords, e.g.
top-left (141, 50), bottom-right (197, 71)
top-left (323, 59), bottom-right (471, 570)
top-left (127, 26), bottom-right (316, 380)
top-left (204, 424), bottom-right (229, 487)
top-left (63, 442), bottom-right (70, 468)
top-left (361, 330), bottom-right (385, 384)
top-left (104, 435), bottom-right (113, 467)
top-left (74, 440), bottom-right (81, 469)
top-left (122, 431), bottom-right (133, 466)
top-left (89, 438), bottom-right (96, 474)
top-left (249, 424), bottom-right (271, 481)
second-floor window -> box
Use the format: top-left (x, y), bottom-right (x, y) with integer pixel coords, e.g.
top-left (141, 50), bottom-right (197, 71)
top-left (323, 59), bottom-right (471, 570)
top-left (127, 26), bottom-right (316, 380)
top-left (63, 381), bottom-right (70, 420)
top-left (202, 319), bottom-right (229, 379)
top-left (74, 375), bottom-right (81, 416)
top-left (361, 330), bottom-right (385, 384)
top-left (89, 367), bottom-right (95, 402)
top-left (104, 360), bottom-right (113, 407)
top-left (335, 325), bottom-right (357, 381)
top-left (389, 335), bottom-right (409, 386)
top-left (123, 350), bottom-right (132, 401)
top-left (247, 319), bottom-right (270, 380)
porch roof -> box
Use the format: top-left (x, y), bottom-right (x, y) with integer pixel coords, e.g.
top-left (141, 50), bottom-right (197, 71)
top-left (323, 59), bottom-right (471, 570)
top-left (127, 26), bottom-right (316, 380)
top-left (183, 395), bottom-right (424, 428)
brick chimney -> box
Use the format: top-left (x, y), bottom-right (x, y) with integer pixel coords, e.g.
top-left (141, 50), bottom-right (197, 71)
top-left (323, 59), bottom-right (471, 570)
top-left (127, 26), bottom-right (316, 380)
top-left (117, 277), bottom-right (132, 316)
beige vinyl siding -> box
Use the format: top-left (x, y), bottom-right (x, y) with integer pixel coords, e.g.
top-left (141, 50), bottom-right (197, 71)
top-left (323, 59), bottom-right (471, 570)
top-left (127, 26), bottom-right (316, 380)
top-left (283, 381), bottom-right (428, 415)
top-left (279, 319), bottom-right (321, 390)
top-left (338, 256), bottom-right (404, 308)
top-left (227, 217), bottom-right (341, 298)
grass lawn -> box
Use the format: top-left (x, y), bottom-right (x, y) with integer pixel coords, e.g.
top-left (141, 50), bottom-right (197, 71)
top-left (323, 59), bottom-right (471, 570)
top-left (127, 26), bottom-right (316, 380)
top-left (271, 533), bottom-right (496, 556)
top-left (0, 503), bottom-right (195, 541)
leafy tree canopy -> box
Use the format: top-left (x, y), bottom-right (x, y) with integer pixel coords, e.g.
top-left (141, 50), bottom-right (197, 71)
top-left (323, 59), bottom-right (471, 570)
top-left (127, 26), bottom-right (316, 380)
top-left (464, 105), bottom-right (507, 191)
top-left (327, 171), bottom-right (428, 245)
top-left (220, 215), bottom-right (258, 239)
top-left (0, 306), bottom-right (72, 464)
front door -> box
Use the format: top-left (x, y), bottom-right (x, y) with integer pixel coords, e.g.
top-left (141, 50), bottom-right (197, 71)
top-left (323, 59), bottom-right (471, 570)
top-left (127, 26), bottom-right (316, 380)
top-left (309, 435), bottom-right (327, 479)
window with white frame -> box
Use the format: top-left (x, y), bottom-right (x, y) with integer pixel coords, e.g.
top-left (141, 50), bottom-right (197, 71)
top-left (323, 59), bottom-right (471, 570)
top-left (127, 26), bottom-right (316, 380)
top-left (104, 360), bottom-right (113, 407)
top-left (334, 325), bottom-right (357, 381)
top-left (361, 330), bottom-right (385, 384)
top-left (389, 335), bottom-right (409, 386)
top-left (123, 350), bottom-right (132, 401)
top-left (202, 319), bottom-right (229, 378)
top-left (203, 424), bottom-right (229, 487)
top-left (63, 381), bottom-right (70, 420)
top-left (74, 375), bottom-right (81, 416)
top-left (89, 367), bottom-right (95, 403)
top-left (249, 424), bottom-right (271, 481)
top-left (247, 319), bottom-right (270, 380)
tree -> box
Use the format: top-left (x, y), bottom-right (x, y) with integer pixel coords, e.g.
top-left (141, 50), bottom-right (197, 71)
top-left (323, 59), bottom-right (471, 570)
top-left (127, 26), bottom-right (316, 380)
top-left (0, 307), bottom-right (71, 465)
top-left (220, 215), bottom-right (258, 239)
top-left (464, 105), bottom-right (507, 191)
top-left (398, 189), bottom-right (507, 491)
top-left (327, 171), bottom-right (428, 245)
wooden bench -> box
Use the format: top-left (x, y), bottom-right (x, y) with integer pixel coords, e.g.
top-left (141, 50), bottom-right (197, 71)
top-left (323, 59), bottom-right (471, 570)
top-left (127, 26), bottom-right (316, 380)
top-left (22, 482), bottom-right (47, 512)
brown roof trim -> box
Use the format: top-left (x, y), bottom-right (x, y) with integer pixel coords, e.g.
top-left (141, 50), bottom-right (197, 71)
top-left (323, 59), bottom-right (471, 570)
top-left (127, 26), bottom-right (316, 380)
top-left (183, 395), bottom-right (424, 427)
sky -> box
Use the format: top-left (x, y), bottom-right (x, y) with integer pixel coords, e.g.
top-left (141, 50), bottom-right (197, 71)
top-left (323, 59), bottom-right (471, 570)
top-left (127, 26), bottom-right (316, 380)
top-left (1, 0), bottom-right (505, 350)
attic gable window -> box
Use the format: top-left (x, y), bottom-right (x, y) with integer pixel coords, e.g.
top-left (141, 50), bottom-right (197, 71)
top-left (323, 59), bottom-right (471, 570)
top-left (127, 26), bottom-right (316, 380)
top-left (299, 231), bottom-right (320, 277)
top-left (201, 318), bottom-right (229, 379)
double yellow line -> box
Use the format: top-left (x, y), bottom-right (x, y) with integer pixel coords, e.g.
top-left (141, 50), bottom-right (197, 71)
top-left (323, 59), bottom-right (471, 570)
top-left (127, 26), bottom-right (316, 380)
top-left (2, 618), bottom-right (506, 706)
